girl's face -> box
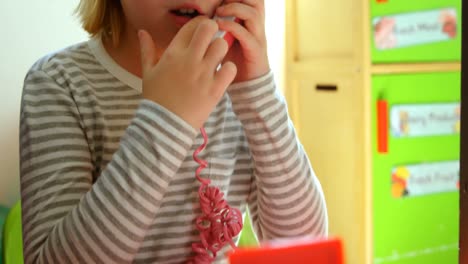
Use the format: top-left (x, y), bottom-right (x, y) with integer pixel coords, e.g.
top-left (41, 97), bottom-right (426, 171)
top-left (120, 0), bottom-right (223, 49)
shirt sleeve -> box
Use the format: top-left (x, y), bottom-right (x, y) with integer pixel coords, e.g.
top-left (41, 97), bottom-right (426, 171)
top-left (228, 71), bottom-right (328, 241)
top-left (20, 68), bottom-right (198, 263)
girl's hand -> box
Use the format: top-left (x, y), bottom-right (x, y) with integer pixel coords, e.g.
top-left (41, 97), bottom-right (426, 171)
top-left (215, 0), bottom-right (270, 83)
top-left (139, 17), bottom-right (237, 129)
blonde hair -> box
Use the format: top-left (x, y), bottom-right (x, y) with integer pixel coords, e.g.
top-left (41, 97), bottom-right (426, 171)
top-left (75, 0), bottom-right (124, 46)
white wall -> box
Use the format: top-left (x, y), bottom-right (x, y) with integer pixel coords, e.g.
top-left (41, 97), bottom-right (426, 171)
top-left (0, 0), bottom-right (87, 206)
top-left (265, 1), bottom-right (286, 91)
top-left (0, 1), bottom-right (285, 207)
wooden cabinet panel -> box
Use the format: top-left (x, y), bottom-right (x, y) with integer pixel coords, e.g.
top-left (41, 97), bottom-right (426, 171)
top-left (289, 75), bottom-right (366, 264)
top-left (294, 0), bottom-right (358, 62)
top-left (286, 1), bottom-right (370, 264)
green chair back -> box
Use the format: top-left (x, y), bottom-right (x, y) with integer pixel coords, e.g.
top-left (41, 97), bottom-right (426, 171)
top-left (3, 201), bottom-right (23, 264)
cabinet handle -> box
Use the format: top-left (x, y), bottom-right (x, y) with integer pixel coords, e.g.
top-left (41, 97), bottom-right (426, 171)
top-left (316, 84), bottom-right (338, 91)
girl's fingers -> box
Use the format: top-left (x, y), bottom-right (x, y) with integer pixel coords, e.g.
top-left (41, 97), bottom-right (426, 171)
top-left (213, 61), bottom-right (237, 97)
top-left (204, 38), bottom-right (229, 72)
top-left (216, 19), bottom-right (258, 52)
top-left (223, 0), bottom-right (264, 10)
top-left (170, 16), bottom-right (208, 50)
top-left (188, 19), bottom-right (219, 59)
top-left (216, 3), bottom-right (264, 38)
top-left (138, 30), bottom-right (157, 74)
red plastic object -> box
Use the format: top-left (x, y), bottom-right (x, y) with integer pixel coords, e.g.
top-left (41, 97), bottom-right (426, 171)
top-left (376, 0), bottom-right (388, 3)
top-left (228, 238), bottom-right (344, 264)
top-left (223, 29), bottom-right (237, 48)
top-left (377, 100), bottom-right (388, 153)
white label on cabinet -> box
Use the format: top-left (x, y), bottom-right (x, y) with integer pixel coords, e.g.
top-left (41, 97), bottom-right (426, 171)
top-left (373, 8), bottom-right (458, 50)
top-left (390, 103), bottom-right (460, 137)
top-left (391, 161), bottom-right (459, 198)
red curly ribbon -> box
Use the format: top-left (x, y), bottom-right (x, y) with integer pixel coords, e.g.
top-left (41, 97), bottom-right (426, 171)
top-left (189, 128), bottom-right (243, 264)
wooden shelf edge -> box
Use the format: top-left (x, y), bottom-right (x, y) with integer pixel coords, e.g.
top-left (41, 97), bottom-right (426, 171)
top-left (371, 63), bottom-right (461, 74)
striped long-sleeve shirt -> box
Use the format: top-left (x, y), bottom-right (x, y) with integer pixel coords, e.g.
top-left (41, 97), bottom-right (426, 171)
top-left (19, 36), bottom-right (328, 263)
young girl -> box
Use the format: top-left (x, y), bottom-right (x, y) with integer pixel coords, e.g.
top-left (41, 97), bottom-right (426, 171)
top-left (19, 0), bottom-right (328, 263)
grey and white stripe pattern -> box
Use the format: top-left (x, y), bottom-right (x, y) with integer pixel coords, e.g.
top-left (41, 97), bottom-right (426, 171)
top-left (20, 40), bottom-right (327, 264)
